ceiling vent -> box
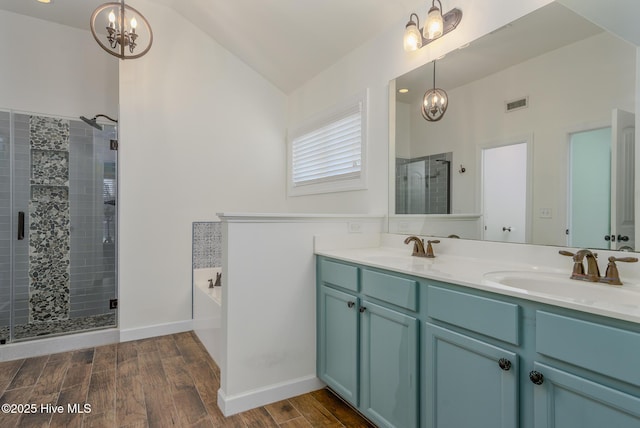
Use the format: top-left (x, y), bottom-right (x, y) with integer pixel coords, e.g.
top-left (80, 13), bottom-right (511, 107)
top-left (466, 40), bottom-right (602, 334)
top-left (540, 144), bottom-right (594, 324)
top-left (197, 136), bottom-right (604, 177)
top-left (505, 96), bottom-right (528, 112)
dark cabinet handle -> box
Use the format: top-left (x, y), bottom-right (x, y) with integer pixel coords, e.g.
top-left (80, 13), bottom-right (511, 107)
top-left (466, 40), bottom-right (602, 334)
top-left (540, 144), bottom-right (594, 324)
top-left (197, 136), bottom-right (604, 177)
top-left (347, 301), bottom-right (355, 308)
top-left (618, 235), bottom-right (630, 242)
top-left (502, 226), bottom-right (512, 232)
top-left (17, 211), bottom-right (24, 240)
top-left (498, 358), bottom-right (511, 371)
top-left (359, 306), bottom-right (367, 313)
top-left (529, 371), bottom-right (544, 385)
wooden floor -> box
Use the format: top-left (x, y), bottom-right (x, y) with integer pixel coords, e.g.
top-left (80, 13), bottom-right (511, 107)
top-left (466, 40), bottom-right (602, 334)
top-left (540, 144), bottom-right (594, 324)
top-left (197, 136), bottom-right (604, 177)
top-left (0, 332), bottom-right (374, 427)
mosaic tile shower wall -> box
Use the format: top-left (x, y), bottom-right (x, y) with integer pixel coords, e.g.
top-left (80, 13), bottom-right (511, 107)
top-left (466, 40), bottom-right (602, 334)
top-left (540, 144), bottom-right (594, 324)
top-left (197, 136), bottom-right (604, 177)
top-left (29, 116), bottom-right (71, 323)
top-left (193, 222), bottom-right (222, 269)
top-left (0, 113), bottom-right (117, 343)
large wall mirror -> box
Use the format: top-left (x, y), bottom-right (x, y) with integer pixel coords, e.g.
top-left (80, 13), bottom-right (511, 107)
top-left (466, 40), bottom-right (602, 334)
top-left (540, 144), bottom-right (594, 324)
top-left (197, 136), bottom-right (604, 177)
top-left (389, 1), bottom-right (638, 252)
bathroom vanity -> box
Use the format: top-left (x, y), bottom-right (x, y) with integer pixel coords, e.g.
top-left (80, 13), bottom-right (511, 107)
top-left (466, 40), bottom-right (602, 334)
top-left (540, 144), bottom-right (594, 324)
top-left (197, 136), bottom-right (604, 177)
top-left (315, 240), bottom-right (640, 428)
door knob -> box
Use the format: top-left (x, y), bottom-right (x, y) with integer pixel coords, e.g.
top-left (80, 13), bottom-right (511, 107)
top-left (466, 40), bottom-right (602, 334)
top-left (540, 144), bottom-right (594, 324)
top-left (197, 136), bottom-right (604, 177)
top-left (498, 358), bottom-right (511, 371)
top-left (529, 371), bottom-right (544, 385)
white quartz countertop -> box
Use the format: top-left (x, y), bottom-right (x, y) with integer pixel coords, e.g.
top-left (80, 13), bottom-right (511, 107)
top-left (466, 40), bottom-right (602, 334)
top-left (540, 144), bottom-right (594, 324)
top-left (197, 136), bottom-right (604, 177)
top-left (315, 244), bottom-right (640, 324)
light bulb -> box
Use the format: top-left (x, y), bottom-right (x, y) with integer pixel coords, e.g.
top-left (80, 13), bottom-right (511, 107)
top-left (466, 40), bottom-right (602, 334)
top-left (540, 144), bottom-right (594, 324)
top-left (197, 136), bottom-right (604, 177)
top-left (130, 17), bottom-right (138, 29)
top-left (425, 6), bottom-right (444, 39)
top-left (403, 21), bottom-right (422, 52)
top-left (108, 10), bottom-right (116, 28)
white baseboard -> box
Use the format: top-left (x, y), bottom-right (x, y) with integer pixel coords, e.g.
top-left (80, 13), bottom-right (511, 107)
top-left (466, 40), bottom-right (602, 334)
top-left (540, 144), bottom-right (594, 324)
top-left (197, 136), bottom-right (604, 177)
top-left (217, 375), bottom-right (326, 416)
top-left (119, 319), bottom-right (193, 342)
top-left (0, 328), bottom-right (120, 362)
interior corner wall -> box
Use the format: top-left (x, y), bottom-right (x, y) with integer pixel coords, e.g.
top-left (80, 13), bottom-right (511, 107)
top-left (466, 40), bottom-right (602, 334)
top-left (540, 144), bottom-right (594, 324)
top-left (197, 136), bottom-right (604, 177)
top-left (0, 10), bottom-right (118, 119)
top-left (285, 0), bottom-right (553, 216)
top-left (118, 0), bottom-right (288, 333)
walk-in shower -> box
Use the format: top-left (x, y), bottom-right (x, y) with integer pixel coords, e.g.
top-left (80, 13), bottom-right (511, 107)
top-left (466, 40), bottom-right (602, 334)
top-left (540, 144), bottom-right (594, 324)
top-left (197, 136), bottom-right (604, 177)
top-left (0, 111), bottom-right (118, 344)
top-left (396, 152), bottom-right (452, 214)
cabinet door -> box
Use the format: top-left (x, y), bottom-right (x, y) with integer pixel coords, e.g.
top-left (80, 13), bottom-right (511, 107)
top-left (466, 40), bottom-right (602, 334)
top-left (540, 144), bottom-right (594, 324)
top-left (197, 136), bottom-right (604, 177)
top-left (318, 285), bottom-right (359, 406)
top-left (531, 362), bottom-right (640, 428)
top-left (360, 301), bottom-right (419, 428)
top-left (426, 323), bottom-right (518, 428)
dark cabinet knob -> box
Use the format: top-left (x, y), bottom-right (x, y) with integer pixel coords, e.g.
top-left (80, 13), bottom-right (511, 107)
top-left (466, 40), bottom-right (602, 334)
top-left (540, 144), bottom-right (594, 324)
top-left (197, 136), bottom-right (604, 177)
top-left (347, 301), bottom-right (355, 308)
top-left (618, 235), bottom-right (630, 242)
top-left (529, 371), bottom-right (544, 385)
top-left (605, 235), bottom-right (611, 241)
top-left (498, 358), bottom-right (511, 371)
top-left (359, 306), bottom-right (367, 313)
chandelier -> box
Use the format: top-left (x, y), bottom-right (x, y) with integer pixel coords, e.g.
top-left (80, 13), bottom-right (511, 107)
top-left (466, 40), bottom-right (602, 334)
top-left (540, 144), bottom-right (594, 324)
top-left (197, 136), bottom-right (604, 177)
top-left (421, 61), bottom-right (448, 122)
top-left (90, 0), bottom-right (153, 60)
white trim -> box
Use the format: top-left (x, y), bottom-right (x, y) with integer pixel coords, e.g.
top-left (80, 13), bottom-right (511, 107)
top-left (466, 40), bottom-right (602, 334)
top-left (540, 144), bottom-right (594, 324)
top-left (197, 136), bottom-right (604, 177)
top-left (217, 376), bottom-right (326, 416)
top-left (216, 212), bottom-right (385, 223)
top-left (119, 320), bottom-right (193, 343)
top-left (0, 328), bottom-right (119, 362)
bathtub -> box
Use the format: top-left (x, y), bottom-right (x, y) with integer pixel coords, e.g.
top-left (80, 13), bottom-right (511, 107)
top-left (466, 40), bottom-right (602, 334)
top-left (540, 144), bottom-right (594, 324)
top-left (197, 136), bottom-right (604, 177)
top-left (193, 267), bottom-right (223, 365)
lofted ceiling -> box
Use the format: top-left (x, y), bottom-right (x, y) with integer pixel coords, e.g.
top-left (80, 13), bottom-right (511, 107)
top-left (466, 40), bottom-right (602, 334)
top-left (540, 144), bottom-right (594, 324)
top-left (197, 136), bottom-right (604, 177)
top-left (2, 1), bottom-right (638, 94)
top-left (0, 0), bottom-right (426, 93)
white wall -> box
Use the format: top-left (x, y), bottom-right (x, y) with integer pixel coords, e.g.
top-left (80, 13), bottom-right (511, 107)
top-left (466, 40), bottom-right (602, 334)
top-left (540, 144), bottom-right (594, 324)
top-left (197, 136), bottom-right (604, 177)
top-left (217, 214), bottom-right (384, 415)
top-left (0, 10), bottom-right (117, 119)
top-left (286, 0), bottom-right (554, 216)
top-left (118, 0), bottom-right (289, 335)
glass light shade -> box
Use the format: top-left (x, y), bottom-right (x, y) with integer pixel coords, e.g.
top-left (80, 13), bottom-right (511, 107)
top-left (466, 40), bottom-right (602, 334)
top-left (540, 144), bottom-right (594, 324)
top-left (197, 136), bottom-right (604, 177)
top-left (425, 7), bottom-right (444, 39)
top-left (403, 23), bottom-right (422, 51)
top-left (421, 88), bottom-right (448, 121)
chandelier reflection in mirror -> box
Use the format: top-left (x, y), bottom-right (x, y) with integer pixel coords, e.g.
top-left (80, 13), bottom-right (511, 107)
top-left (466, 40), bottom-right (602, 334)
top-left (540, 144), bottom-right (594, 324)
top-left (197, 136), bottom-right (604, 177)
top-left (90, 0), bottom-right (153, 60)
top-left (422, 61), bottom-right (448, 122)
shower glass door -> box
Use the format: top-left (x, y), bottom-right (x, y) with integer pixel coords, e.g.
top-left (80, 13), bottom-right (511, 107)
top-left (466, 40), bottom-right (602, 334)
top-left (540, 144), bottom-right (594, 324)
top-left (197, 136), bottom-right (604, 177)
top-left (0, 111), bottom-right (117, 344)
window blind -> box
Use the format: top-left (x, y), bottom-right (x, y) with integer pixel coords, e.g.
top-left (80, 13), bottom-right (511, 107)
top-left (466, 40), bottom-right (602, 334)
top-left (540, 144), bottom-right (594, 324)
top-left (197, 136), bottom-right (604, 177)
top-left (291, 103), bottom-right (362, 187)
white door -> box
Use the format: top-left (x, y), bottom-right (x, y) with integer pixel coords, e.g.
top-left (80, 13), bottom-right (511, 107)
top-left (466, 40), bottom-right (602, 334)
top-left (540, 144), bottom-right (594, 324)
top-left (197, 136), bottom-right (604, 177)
top-left (611, 108), bottom-right (635, 250)
top-left (481, 142), bottom-right (528, 243)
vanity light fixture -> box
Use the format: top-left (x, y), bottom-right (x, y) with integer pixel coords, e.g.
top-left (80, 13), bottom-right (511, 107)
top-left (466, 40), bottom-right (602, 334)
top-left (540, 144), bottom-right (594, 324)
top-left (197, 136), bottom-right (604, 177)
top-left (90, 0), bottom-right (153, 60)
top-left (422, 60), bottom-right (448, 122)
top-left (403, 0), bottom-right (462, 52)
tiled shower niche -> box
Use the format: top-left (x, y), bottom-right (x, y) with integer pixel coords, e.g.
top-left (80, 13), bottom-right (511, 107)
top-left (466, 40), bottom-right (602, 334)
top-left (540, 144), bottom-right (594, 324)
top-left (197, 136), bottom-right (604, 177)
top-left (0, 113), bottom-right (117, 343)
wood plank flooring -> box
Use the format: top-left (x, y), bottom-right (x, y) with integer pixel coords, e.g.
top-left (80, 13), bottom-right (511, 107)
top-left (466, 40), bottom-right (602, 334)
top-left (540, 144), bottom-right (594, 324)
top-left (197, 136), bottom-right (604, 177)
top-left (0, 332), bottom-right (375, 427)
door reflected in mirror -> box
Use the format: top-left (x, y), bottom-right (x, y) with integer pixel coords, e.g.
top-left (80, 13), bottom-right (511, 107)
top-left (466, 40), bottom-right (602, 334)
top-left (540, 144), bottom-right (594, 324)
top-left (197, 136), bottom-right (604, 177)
top-left (389, 1), bottom-right (637, 251)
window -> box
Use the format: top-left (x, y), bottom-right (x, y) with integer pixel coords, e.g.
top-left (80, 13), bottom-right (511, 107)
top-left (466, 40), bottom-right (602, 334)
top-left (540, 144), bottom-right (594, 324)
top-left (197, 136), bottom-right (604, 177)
top-left (287, 91), bottom-right (367, 196)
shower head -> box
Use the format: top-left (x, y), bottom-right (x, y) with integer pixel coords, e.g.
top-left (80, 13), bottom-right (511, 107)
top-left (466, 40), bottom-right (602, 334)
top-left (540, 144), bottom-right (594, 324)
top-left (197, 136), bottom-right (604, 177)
top-left (79, 114), bottom-right (118, 131)
top-left (80, 115), bottom-right (103, 131)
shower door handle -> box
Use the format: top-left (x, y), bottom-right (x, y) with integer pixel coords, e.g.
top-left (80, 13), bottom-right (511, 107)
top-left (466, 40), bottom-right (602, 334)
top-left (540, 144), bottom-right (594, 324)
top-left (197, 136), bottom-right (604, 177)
top-left (17, 211), bottom-right (24, 240)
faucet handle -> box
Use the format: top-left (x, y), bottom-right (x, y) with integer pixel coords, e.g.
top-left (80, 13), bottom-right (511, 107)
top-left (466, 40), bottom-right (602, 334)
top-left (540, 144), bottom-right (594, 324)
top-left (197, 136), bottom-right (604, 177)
top-left (559, 250), bottom-right (584, 276)
top-left (426, 240), bottom-right (440, 258)
top-left (603, 256), bottom-right (638, 286)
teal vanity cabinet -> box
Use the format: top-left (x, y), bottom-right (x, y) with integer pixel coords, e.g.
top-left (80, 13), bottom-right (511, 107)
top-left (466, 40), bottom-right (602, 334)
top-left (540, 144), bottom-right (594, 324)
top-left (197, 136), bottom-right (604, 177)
top-left (316, 256), bottom-right (640, 428)
top-left (531, 311), bottom-right (640, 428)
top-left (317, 258), bottom-right (419, 428)
top-left (425, 286), bottom-right (520, 428)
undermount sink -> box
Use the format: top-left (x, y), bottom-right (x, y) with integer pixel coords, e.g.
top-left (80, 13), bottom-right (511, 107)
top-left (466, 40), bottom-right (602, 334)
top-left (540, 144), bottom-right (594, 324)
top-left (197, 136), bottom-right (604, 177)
top-left (482, 270), bottom-right (640, 304)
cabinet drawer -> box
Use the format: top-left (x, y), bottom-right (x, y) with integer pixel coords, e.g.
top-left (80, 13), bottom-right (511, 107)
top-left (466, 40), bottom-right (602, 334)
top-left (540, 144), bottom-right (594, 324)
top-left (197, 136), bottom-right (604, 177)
top-left (318, 259), bottom-right (359, 292)
top-left (361, 269), bottom-right (418, 311)
top-left (428, 286), bottom-right (520, 345)
top-left (536, 311), bottom-right (640, 387)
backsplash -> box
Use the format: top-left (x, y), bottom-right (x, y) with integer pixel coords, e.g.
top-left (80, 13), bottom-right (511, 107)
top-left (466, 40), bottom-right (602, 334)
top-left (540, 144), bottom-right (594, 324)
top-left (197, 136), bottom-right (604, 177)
top-left (192, 221), bottom-right (222, 269)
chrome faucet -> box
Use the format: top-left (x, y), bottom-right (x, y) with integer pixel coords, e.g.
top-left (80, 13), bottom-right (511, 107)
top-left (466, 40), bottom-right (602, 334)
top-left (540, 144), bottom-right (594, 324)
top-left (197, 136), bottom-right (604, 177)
top-left (560, 249), bottom-right (638, 285)
top-left (404, 236), bottom-right (427, 257)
